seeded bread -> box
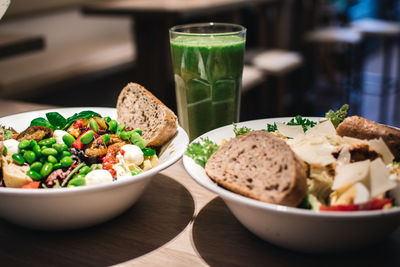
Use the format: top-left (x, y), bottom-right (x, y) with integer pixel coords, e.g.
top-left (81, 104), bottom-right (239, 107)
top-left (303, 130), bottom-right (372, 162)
top-left (336, 116), bottom-right (400, 161)
top-left (205, 131), bottom-right (307, 207)
top-left (116, 83), bottom-right (178, 147)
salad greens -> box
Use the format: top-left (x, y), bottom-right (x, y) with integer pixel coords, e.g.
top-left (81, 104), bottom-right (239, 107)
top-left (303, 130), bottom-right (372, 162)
top-left (184, 138), bottom-right (219, 167)
top-left (30, 111), bottom-right (101, 131)
top-left (185, 104), bottom-right (350, 167)
top-left (325, 104), bottom-right (349, 128)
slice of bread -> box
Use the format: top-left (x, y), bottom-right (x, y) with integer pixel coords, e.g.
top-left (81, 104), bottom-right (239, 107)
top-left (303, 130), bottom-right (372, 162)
top-left (205, 131), bottom-right (307, 207)
top-left (116, 83), bottom-right (178, 147)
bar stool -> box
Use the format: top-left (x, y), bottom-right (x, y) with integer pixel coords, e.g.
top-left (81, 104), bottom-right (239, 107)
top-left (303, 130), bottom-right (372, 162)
top-left (350, 18), bottom-right (400, 124)
top-left (304, 26), bottom-right (363, 114)
top-left (241, 65), bottom-right (266, 94)
top-left (246, 49), bottom-right (303, 116)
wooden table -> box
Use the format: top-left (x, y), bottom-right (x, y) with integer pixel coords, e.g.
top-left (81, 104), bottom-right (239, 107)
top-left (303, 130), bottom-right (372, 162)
top-left (2, 102), bottom-right (400, 266)
top-left (0, 34), bottom-right (45, 59)
top-left (82, 0), bottom-right (280, 111)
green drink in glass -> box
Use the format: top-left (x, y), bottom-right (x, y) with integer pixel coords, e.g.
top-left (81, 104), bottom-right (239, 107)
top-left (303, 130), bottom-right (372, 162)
top-left (170, 23), bottom-right (246, 140)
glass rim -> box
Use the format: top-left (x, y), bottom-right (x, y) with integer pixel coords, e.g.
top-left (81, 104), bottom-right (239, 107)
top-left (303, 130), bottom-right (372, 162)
top-left (169, 22), bottom-right (246, 37)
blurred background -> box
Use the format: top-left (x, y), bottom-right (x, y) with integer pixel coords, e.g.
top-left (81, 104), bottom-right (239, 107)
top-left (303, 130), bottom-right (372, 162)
top-left (1, 0), bottom-right (400, 126)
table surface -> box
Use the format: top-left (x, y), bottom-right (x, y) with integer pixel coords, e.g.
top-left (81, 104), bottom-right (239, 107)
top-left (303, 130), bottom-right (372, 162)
top-left (0, 34), bottom-right (45, 60)
top-left (1, 101), bottom-right (400, 266)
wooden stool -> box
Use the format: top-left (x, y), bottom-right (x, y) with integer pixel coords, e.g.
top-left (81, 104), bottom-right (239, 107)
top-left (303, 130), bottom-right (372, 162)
top-left (304, 26), bottom-right (363, 114)
top-left (248, 49), bottom-right (303, 116)
top-left (350, 18), bottom-right (400, 124)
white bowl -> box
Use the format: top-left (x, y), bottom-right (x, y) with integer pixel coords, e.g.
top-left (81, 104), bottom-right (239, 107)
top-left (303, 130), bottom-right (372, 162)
top-left (183, 118), bottom-right (400, 253)
top-left (0, 107), bottom-right (188, 230)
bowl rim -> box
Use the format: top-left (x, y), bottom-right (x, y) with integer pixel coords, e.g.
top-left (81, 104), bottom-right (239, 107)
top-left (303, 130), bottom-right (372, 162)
top-left (183, 117), bottom-right (400, 219)
top-left (0, 107), bottom-right (188, 196)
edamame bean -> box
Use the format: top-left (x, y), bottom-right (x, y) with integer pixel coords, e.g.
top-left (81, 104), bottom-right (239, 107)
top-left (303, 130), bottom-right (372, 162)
top-left (130, 132), bottom-right (141, 142)
top-left (68, 177), bottom-right (85, 186)
top-left (2, 146), bottom-right (7, 156)
top-left (23, 150), bottom-right (37, 164)
top-left (41, 148), bottom-right (58, 156)
top-left (40, 162), bottom-right (53, 178)
top-left (39, 137), bottom-right (56, 147)
top-left (142, 148), bottom-right (156, 156)
top-left (89, 119), bottom-right (99, 133)
top-left (133, 128), bottom-right (142, 136)
top-left (61, 144), bottom-right (69, 151)
top-left (80, 130), bottom-right (94, 144)
top-left (30, 161), bottom-right (43, 172)
top-left (53, 163), bottom-right (62, 169)
top-left (120, 131), bottom-right (130, 140)
top-left (27, 170), bottom-right (42, 181)
top-left (12, 153), bottom-right (25, 165)
top-left (32, 144), bottom-right (41, 156)
top-left (79, 166), bottom-right (91, 175)
top-left (18, 140), bottom-right (31, 150)
top-left (61, 151), bottom-right (71, 158)
top-left (60, 156), bottom-right (73, 167)
top-left (29, 140), bottom-right (37, 147)
top-left (62, 133), bottom-right (76, 147)
top-left (134, 138), bottom-right (147, 149)
top-left (47, 155), bottom-right (58, 164)
top-left (131, 169), bottom-right (142, 176)
top-left (103, 134), bottom-right (110, 144)
top-left (104, 116), bottom-right (111, 123)
top-left (73, 174), bottom-right (86, 180)
top-left (116, 124), bottom-right (126, 135)
top-left (52, 143), bottom-right (64, 153)
top-left (108, 120), bottom-right (118, 132)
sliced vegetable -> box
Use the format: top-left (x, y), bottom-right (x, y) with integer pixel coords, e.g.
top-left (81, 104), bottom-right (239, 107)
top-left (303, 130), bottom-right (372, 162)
top-left (21, 181), bottom-right (40, 189)
top-left (325, 104), bottom-right (349, 128)
top-left (319, 198), bottom-right (393, 211)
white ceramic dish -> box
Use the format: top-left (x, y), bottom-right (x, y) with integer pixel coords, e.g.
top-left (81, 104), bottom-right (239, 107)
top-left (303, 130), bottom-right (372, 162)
top-left (183, 117), bottom-right (400, 253)
top-left (0, 107), bottom-right (188, 230)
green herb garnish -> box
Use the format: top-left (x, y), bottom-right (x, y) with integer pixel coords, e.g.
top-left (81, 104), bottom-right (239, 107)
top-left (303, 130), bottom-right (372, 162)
top-left (233, 123), bottom-right (253, 136)
top-left (325, 104), bottom-right (349, 128)
top-left (30, 110), bottom-right (101, 130)
top-left (185, 138), bottom-right (219, 167)
top-left (266, 115), bottom-right (316, 133)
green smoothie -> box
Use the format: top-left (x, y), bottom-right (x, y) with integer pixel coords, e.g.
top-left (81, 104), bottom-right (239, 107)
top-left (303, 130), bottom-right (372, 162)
top-left (170, 35), bottom-right (245, 140)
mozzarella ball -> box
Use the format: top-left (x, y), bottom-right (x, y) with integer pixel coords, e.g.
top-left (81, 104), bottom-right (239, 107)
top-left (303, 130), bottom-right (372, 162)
top-left (53, 130), bottom-right (69, 144)
top-left (85, 170), bottom-right (113, 186)
top-left (121, 144), bottom-right (144, 166)
top-left (3, 139), bottom-right (20, 155)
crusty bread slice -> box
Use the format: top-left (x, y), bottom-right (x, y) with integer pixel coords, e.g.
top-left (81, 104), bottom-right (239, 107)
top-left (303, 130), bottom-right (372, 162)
top-left (116, 83), bottom-right (178, 147)
top-left (205, 131), bottom-right (307, 207)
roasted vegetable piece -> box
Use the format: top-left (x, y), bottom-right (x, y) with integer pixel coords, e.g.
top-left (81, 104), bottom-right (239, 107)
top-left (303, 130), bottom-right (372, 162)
top-left (16, 126), bottom-right (53, 142)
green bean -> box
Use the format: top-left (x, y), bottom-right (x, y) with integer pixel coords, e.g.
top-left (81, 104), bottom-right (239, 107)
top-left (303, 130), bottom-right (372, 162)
top-left (79, 166), bottom-right (91, 175)
top-left (41, 148), bottom-right (58, 156)
top-left (40, 162), bottom-right (53, 178)
top-left (62, 133), bottom-right (76, 147)
top-left (38, 137), bottom-right (56, 147)
top-left (108, 120), bottom-right (118, 132)
top-left (18, 140), bottom-right (31, 150)
top-left (30, 161), bottom-right (43, 172)
top-left (47, 155), bottom-right (58, 164)
top-left (62, 163), bottom-right (85, 187)
top-left (89, 119), bottom-right (99, 133)
top-left (27, 170), bottom-right (42, 181)
top-left (60, 156), bottom-right (73, 167)
top-left (103, 134), bottom-right (110, 144)
top-left (23, 150), bottom-right (37, 164)
top-left (12, 153), bottom-right (25, 165)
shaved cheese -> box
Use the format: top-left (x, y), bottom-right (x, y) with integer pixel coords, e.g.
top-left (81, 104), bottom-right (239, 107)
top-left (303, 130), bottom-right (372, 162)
top-left (370, 158), bottom-right (397, 198)
top-left (342, 136), bottom-right (368, 144)
top-left (291, 142), bottom-right (336, 166)
top-left (332, 160), bottom-right (370, 190)
top-left (331, 182), bottom-right (370, 205)
top-left (337, 144), bottom-right (351, 165)
top-left (276, 123), bottom-right (304, 138)
top-left (306, 119), bottom-right (336, 136)
top-left (368, 138), bottom-right (394, 165)
top-left (353, 182), bottom-right (370, 204)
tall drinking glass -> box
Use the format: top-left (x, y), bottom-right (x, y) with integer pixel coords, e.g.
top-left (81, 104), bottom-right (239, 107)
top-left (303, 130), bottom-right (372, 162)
top-left (169, 23), bottom-right (246, 141)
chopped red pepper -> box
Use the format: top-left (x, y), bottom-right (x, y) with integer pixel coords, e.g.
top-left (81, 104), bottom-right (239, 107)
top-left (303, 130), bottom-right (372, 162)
top-left (72, 130), bottom-right (99, 149)
top-left (320, 198), bottom-right (393, 212)
top-left (102, 143), bottom-right (120, 177)
top-left (73, 120), bottom-right (83, 129)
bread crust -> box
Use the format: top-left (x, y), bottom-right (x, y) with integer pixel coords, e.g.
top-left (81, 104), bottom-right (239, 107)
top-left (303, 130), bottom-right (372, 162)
top-left (116, 83), bottom-right (177, 147)
top-left (336, 116), bottom-right (400, 161)
top-left (205, 131), bottom-right (307, 207)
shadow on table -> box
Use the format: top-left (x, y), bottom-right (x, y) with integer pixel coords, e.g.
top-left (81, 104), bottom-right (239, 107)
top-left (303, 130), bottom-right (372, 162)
top-left (0, 174), bottom-right (195, 267)
top-left (192, 197), bottom-right (400, 267)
